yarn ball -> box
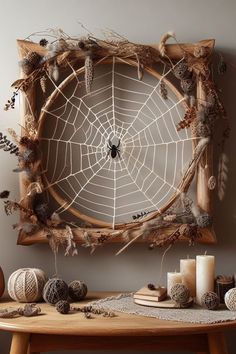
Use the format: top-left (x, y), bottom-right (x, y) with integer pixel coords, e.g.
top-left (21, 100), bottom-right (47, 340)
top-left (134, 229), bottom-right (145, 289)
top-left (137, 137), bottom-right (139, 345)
top-left (69, 280), bottom-right (87, 301)
top-left (8, 268), bottom-right (47, 303)
top-left (225, 288), bottom-right (236, 311)
top-left (56, 300), bottom-right (70, 314)
top-left (201, 291), bottom-right (220, 310)
top-left (43, 278), bottom-right (69, 305)
top-left (170, 283), bottom-right (190, 304)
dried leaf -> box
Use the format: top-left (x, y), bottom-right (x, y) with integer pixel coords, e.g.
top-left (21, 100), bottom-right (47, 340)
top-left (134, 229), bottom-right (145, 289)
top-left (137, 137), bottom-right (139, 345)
top-left (11, 79), bottom-right (25, 89)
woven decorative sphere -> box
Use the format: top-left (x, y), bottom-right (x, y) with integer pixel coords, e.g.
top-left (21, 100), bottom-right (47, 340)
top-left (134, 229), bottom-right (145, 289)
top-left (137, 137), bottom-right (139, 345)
top-left (56, 300), bottom-right (70, 314)
top-left (69, 280), bottom-right (87, 301)
top-left (43, 278), bottom-right (69, 305)
top-left (170, 283), bottom-right (190, 304)
top-left (8, 268), bottom-right (47, 303)
top-left (225, 288), bottom-right (236, 311)
top-left (201, 291), bottom-right (220, 310)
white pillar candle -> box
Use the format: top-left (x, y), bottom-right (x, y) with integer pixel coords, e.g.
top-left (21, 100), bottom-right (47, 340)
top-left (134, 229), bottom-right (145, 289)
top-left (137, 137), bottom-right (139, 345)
top-left (180, 258), bottom-right (196, 297)
top-left (167, 272), bottom-right (182, 296)
top-left (196, 255), bottom-right (215, 305)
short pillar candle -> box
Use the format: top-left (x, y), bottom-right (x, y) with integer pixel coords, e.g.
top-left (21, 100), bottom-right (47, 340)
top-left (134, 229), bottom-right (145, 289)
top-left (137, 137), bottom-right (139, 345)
top-left (180, 258), bottom-right (196, 297)
top-left (167, 272), bottom-right (182, 296)
top-left (196, 255), bottom-right (215, 305)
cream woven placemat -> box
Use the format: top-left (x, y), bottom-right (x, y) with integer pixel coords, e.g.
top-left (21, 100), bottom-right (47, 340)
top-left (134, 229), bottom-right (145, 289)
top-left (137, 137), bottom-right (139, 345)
top-left (90, 293), bottom-right (236, 324)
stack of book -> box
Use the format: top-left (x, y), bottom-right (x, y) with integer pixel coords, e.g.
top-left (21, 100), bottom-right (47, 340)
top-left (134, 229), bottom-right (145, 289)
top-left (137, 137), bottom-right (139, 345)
top-left (133, 286), bottom-right (167, 307)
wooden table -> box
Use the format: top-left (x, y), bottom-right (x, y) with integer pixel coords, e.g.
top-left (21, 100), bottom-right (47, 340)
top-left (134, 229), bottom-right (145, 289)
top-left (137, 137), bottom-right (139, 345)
top-left (0, 292), bottom-right (235, 354)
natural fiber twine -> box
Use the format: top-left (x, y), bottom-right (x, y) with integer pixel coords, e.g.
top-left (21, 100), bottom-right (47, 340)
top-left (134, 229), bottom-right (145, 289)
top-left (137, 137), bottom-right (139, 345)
top-left (8, 268), bottom-right (47, 303)
top-left (90, 293), bottom-right (236, 324)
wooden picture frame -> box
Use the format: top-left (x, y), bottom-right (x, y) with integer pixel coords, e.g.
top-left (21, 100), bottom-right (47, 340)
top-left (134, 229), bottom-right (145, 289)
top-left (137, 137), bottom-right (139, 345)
top-left (12, 35), bottom-right (219, 250)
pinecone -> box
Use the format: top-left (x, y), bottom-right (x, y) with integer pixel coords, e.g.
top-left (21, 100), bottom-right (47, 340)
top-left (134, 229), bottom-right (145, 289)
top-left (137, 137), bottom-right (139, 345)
top-left (27, 51), bottom-right (41, 67)
top-left (181, 78), bottom-right (196, 94)
top-left (173, 61), bottom-right (191, 80)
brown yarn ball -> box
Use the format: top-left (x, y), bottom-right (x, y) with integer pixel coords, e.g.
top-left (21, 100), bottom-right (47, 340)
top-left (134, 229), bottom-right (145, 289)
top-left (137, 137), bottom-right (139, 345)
top-left (43, 278), bottom-right (68, 305)
top-left (201, 291), bottom-right (220, 310)
top-left (69, 280), bottom-right (87, 301)
top-left (170, 283), bottom-right (190, 304)
top-left (56, 300), bottom-right (70, 314)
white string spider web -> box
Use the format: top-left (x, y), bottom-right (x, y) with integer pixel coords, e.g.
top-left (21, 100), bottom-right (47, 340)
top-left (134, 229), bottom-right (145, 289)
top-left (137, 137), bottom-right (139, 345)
top-left (39, 57), bottom-right (198, 228)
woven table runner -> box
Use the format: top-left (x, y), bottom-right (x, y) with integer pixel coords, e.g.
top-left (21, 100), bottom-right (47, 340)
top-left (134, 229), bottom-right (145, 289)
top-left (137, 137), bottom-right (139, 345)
top-left (90, 293), bottom-right (236, 324)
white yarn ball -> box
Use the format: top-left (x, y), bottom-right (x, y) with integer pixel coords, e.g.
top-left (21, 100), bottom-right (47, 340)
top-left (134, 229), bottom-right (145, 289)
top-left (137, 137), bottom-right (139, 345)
top-left (225, 288), bottom-right (236, 311)
top-left (8, 268), bottom-right (47, 303)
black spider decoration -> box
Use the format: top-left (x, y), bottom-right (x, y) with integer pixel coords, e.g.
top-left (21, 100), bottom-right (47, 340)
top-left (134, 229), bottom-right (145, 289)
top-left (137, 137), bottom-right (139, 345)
top-left (107, 139), bottom-right (121, 159)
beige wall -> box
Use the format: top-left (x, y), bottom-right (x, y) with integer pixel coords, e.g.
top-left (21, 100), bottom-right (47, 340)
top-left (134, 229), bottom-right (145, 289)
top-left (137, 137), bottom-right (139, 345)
top-left (0, 0), bottom-right (236, 353)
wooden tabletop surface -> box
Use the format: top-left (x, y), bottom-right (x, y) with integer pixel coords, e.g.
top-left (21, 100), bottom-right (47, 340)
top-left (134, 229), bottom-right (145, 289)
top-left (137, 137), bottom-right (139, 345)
top-left (0, 292), bottom-right (236, 336)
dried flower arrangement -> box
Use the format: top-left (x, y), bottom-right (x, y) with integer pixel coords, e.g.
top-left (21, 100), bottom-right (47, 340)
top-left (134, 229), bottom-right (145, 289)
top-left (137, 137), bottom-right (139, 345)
top-left (1, 29), bottom-right (229, 256)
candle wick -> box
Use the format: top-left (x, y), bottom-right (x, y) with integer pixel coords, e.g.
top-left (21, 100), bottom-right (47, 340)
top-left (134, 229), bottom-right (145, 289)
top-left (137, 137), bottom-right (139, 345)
top-left (204, 250), bottom-right (207, 255)
top-left (187, 255), bottom-right (189, 259)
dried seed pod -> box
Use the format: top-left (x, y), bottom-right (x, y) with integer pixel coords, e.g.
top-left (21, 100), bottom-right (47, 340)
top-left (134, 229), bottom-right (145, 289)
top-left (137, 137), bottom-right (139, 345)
top-left (196, 122), bottom-right (211, 138)
top-left (0, 190), bottom-right (10, 199)
top-left (201, 291), bottom-right (220, 310)
top-left (40, 76), bottom-right (47, 93)
top-left (84, 55), bottom-right (94, 93)
top-left (208, 176), bottom-right (217, 190)
top-left (84, 312), bottom-right (92, 319)
top-left (181, 78), bottom-right (196, 94)
top-left (27, 52), bottom-right (41, 67)
top-left (173, 61), bottom-right (190, 80)
top-left (147, 283), bottom-right (156, 290)
top-left (159, 80), bottom-right (168, 100)
top-left (195, 213), bottom-right (213, 228)
top-left (39, 38), bottom-right (48, 47)
top-left (52, 64), bottom-right (59, 82)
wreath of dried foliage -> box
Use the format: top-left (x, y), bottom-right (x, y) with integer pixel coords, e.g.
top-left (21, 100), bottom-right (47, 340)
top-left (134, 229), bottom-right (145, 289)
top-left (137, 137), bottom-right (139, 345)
top-left (1, 29), bottom-right (229, 256)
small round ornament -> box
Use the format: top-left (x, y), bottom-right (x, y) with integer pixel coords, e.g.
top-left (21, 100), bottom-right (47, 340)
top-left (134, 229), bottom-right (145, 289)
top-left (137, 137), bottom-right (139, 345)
top-left (201, 291), bottom-right (220, 310)
top-left (69, 280), bottom-right (87, 301)
top-left (225, 288), bottom-right (236, 311)
top-left (43, 278), bottom-right (69, 305)
top-left (56, 300), bottom-right (70, 314)
top-left (170, 283), bottom-right (190, 304)
top-left (8, 268), bottom-right (47, 303)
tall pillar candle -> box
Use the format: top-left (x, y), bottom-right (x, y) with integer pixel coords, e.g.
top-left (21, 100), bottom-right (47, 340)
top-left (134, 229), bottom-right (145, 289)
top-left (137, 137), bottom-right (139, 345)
top-left (167, 272), bottom-right (182, 296)
top-left (196, 255), bottom-right (215, 305)
top-left (180, 258), bottom-right (196, 297)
